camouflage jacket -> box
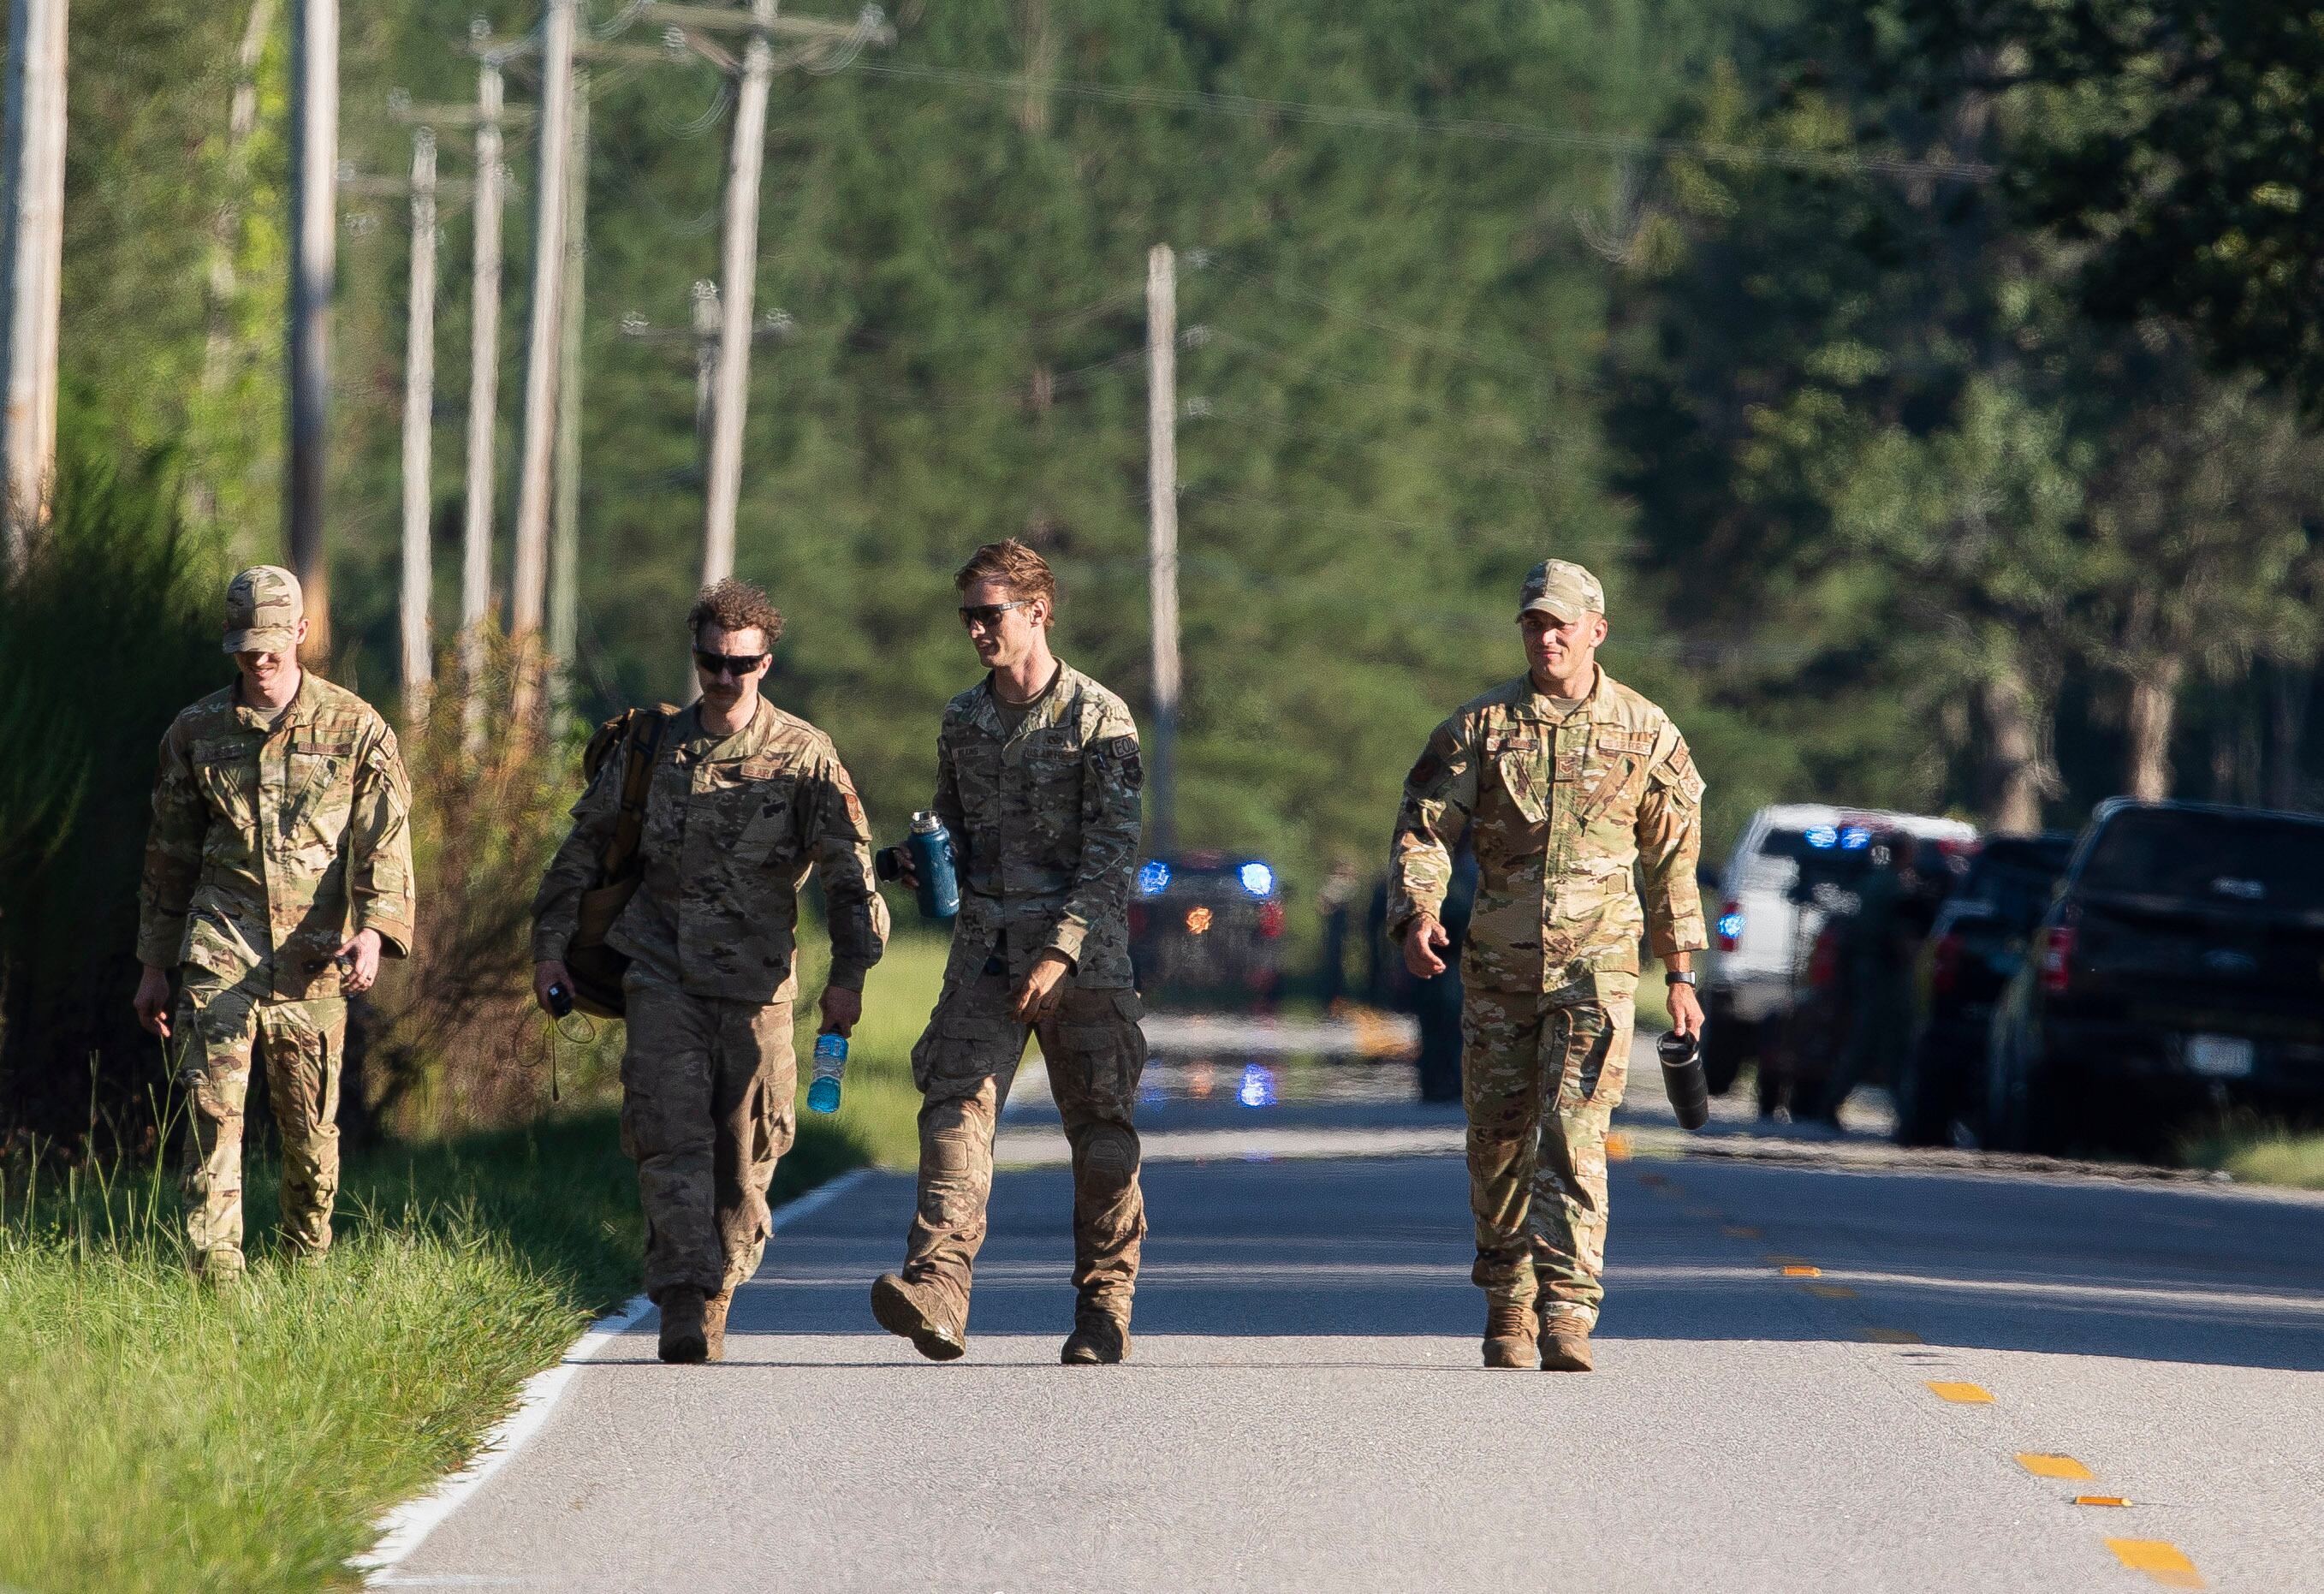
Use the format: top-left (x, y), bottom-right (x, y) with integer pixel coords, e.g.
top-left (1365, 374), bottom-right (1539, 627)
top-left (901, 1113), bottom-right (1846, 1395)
top-left (931, 660), bottom-right (1142, 989)
top-left (136, 673), bottom-right (415, 1000)
top-left (532, 697), bottom-right (889, 1002)
top-left (1388, 668), bottom-right (1707, 992)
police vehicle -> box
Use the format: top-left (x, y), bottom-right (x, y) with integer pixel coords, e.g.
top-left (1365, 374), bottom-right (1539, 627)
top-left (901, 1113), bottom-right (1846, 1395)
top-left (1126, 851), bottom-right (1286, 1010)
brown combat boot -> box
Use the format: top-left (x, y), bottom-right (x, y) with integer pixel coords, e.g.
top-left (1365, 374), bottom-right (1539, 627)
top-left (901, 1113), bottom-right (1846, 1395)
top-left (701, 1290), bottom-right (731, 1362)
top-left (1483, 1300), bottom-right (1538, 1369)
top-left (1539, 1313), bottom-right (1595, 1373)
top-left (871, 1271), bottom-right (966, 1362)
top-left (658, 1287), bottom-right (710, 1365)
top-left (1061, 1310), bottom-right (1130, 1365)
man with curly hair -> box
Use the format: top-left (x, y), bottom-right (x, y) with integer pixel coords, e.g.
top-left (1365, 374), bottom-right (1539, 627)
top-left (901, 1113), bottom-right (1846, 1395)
top-left (871, 538), bottom-right (1150, 1366)
top-left (534, 578), bottom-right (889, 1363)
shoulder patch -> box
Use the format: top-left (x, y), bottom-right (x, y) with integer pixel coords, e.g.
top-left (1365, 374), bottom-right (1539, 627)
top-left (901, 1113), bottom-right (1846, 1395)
top-left (843, 789), bottom-right (866, 828)
top-left (1104, 735), bottom-right (1137, 760)
top-left (1407, 750), bottom-right (1443, 793)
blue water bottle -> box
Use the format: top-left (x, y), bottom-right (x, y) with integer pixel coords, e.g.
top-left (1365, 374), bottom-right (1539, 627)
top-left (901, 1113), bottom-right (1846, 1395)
top-left (908, 810), bottom-right (960, 922)
top-left (807, 1032), bottom-right (847, 1114)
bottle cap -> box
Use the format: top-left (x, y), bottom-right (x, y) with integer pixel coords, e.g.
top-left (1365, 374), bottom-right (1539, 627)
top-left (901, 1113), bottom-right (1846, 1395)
top-left (910, 810), bottom-right (942, 834)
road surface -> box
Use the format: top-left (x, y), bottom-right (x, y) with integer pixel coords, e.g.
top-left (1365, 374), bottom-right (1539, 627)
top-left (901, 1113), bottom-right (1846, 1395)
top-left (376, 1044), bottom-right (2324, 1592)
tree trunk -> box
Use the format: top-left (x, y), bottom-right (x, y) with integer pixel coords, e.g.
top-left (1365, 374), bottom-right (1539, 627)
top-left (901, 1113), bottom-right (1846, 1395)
top-left (2124, 655), bottom-right (2185, 800)
top-left (1978, 664), bottom-right (2049, 832)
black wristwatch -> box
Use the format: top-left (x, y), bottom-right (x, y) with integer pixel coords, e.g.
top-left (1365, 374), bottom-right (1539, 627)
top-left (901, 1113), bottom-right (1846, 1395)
top-left (1665, 969), bottom-right (1697, 987)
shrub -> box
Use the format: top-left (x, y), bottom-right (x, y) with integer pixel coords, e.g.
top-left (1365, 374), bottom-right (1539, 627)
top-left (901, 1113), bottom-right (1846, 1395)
top-left (0, 402), bottom-right (225, 1157)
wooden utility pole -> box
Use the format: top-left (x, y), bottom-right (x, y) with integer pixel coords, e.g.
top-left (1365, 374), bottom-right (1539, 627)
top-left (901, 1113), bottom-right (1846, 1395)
top-left (0, 0), bottom-right (67, 579)
top-left (692, 277), bottom-right (721, 448)
top-left (1145, 242), bottom-right (1180, 854)
top-left (698, 0), bottom-right (777, 591)
top-left (399, 128), bottom-right (439, 721)
top-left (461, 51), bottom-right (504, 742)
top-left (286, 0), bottom-right (338, 657)
top-left (547, 69), bottom-right (591, 734)
top-left (508, 0), bottom-right (577, 729)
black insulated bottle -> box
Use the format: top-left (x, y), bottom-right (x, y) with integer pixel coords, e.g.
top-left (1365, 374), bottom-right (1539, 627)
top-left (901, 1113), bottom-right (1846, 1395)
top-left (1658, 1029), bottom-right (1710, 1132)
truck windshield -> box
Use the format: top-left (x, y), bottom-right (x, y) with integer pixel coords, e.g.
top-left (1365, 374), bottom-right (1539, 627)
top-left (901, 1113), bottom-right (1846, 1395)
top-left (2080, 811), bottom-right (2324, 914)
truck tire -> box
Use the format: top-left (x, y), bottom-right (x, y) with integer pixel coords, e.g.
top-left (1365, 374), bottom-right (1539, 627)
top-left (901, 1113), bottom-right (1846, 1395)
top-left (1703, 1005), bottom-right (1755, 1097)
top-left (1891, 1037), bottom-right (1951, 1147)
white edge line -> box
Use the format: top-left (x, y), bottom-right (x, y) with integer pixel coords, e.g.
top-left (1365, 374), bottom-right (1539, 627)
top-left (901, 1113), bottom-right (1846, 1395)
top-left (355, 1163), bottom-right (879, 1583)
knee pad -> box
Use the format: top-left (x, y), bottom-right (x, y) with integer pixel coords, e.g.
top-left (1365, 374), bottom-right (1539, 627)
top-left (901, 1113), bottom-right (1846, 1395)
top-left (1080, 1124), bottom-right (1138, 1187)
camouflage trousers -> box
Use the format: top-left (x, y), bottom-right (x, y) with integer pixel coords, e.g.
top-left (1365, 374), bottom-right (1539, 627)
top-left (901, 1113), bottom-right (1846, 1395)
top-left (174, 964), bottom-right (346, 1277)
top-left (1461, 972), bottom-right (1636, 1330)
top-left (901, 972), bottom-right (1147, 1329)
top-left (621, 972), bottom-right (798, 1302)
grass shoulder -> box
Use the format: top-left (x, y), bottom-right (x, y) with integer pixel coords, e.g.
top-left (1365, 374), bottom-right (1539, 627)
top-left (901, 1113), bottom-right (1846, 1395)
top-left (0, 1107), bottom-right (865, 1593)
top-left (2179, 1116), bottom-right (2324, 1192)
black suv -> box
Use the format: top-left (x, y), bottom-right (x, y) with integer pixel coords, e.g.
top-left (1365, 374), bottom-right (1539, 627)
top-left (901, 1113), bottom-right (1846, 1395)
top-left (1891, 833), bottom-right (2077, 1146)
top-left (1985, 801), bottom-right (2324, 1155)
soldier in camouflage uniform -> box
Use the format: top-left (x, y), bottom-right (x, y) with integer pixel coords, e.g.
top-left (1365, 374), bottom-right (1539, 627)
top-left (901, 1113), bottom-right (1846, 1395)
top-left (133, 566), bottom-right (415, 1280)
top-left (871, 538), bottom-right (1148, 1367)
top-left (533, 579), bottom-right (889, 1364)
top-left (1388, 560), bottom-right (1707, 1372)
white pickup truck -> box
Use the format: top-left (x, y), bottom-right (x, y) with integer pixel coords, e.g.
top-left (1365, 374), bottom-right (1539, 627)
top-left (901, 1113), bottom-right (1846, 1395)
top-left (1700, 803), bottom-right (1978, 1092)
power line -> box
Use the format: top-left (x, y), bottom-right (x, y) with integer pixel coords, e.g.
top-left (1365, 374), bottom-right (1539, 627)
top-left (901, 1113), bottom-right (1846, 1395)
top-left (845, 60), bottom-right (1997, 184)
top-left (1199, 257), bottom-right (1559, 381)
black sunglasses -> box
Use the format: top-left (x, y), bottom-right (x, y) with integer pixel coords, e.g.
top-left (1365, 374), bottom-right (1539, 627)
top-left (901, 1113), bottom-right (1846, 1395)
top-left (693, 648), bottom-right (768, 678)
top-left (959, 599), bottom-right (1031, 629)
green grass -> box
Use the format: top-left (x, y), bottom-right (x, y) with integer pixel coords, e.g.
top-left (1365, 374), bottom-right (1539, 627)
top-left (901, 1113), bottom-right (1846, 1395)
top-left (791, 927), bottom-right (948, 1168)
top-left (0, 1108), bottom-right (865, 1593)
top-left (2179, 1116), bottom-right (2324, 1191)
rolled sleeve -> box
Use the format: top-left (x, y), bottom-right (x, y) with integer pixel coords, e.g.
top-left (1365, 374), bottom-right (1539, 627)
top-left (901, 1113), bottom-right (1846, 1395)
top-left (1385, 717), bottom-right (1477, 942)
top-left (1637, 729), bottom-right (1708, 959)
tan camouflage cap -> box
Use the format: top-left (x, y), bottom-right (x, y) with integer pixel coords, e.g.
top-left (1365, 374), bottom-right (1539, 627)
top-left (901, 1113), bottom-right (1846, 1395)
top-left (1517, 558), bottom-right (1605, 622)
top-left (222, 564), bottom-right (303, 653)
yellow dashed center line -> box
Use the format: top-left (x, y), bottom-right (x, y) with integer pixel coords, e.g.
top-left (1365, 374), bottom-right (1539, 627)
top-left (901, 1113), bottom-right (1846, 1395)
top-left (1779, 1264), bottom-right (1822, 1277)
top-left (1604, 1132), bottom-right (1632, 1162)
top-left (1925, 1381), bottom-right (1994, 1404)
top-left (2106, 1538), bottom-right (2204, 1588)
top-left (2017, 1454), bottom-right (2095, 1480)
top-left (2076, 1496), bottom-right (2133, 1508)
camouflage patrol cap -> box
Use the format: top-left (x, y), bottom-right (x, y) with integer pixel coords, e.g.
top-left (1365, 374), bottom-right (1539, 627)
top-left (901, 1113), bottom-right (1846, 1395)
top-left (1517, 559), bottom-right (1606, 622)
top-left (222, 565), bottom-right (303, 653)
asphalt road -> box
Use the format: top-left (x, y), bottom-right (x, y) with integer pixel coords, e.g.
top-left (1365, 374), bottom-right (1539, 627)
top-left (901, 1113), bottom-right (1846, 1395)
top-left (377, 1048), bottom-right (2324, 1593)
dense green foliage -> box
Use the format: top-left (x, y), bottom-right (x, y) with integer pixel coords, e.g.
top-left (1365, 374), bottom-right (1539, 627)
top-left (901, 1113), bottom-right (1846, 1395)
top-left (0, 401), bottom-right (226, 1150)
top-left (1892, 0), bottom-right (2324, 425)
top-left (40, 0), bottom-right (2324, 933)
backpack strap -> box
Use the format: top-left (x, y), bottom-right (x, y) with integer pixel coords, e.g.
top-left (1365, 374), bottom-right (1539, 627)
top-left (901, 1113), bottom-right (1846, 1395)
top-left (597, 705), bottom-right (675, 883)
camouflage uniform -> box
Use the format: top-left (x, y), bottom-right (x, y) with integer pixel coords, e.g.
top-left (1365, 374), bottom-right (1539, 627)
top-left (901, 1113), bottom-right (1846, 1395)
top-left (137, 571), bottom-right (415, 1276)
top-left (1388, 570), bottom-right (1705, 1331)
top-left (533, 697), bottom-right (888, 1302)
top-left (900, 662), bottom-right (1147, 1332)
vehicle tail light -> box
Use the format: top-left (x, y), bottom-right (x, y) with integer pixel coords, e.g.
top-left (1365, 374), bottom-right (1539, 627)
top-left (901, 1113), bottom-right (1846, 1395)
top-left (1930, 931), bottom-right (1964, 996)
top-left (1715, 900), bottom-right (1744, 953)
top-left (2038, 926), bottom-right (2076, 995)
top-left (1808, 928), bottom-right (1840, 990)
top-left (1257, 901), bottom-right (1285, 938)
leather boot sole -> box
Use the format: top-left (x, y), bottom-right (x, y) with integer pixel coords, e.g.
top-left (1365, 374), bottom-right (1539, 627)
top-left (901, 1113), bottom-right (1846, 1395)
top-left (871, 1273), bottom-right (966, 1362)
top-left (1540, 1333), bottom-right (1595, 1373)
top-left (1483, 1336), bottom-right (1539, 1370)
top-left (1061, 1323), bottom-right (1130, 1365)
